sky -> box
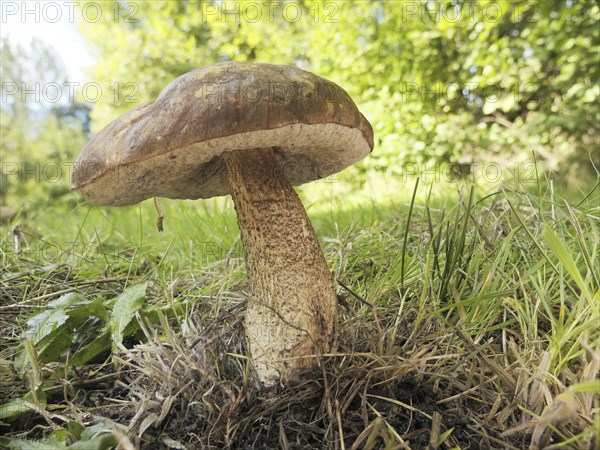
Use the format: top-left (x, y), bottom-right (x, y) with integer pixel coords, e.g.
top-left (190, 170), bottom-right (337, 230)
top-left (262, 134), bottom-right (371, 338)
top-left (1, 1), bottom-right (96, 80)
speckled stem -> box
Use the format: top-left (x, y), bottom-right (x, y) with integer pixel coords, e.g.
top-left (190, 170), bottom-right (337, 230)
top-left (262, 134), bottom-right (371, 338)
top-left (223, 148), bottom-right (336, 387)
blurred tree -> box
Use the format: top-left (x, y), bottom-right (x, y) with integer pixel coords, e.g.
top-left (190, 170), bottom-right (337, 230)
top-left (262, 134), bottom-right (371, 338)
top-left (0, 37), bottom-right (89, 208)
top-left (78, 0), bottom-right (599, 183)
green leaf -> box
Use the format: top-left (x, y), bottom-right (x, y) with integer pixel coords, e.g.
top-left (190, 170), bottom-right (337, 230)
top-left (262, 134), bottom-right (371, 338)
top-left (34, 331), bottom-right (73, 364)
top-left (24, 293), bottom-right (85, 344)
top-left (542, 226), bottom-right (592, 301)
top-left (65, 432), bottom-right (117, 450)
top-left (71, 330), bottom-right (111, 366)
top-left (0, 421), bottom-right (117, 450)
top-left (0, 390), bottom-right (47, 420)
top-left (568, 380), bottom-right (600, 393)
top-left (80, 421), bottom-right (116, 440)
top-left (110, 282), bottom-right (148, 353)
top-left (67, 297), bottom-right (110, 323)
top-left (68, 420), bottom-right (85, 440)
top-left (24, 293), bottom-right (110, 364)
top-left (1, 436), bottom-right (64, 449)
top-left (437, 427), bottom-right (455, 446)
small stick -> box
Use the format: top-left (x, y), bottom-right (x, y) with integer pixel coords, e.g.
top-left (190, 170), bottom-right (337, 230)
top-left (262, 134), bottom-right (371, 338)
top-left (153, 197), bottom-right (164, 232)
top-left (337, 279), bottom-right (373, 307)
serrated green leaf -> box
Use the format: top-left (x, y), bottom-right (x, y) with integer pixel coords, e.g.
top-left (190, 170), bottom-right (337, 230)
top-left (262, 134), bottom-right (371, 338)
top-left (0, 390), bottom-right (47, 420)
top-left (110, 282), bottom-right (148, 353)
top-left (79, 421), bottom-right (114, 440)
top-left (66, 298), bottom-right (109, 322)
top-left (2, 437), bottom-right (64, 449)
top-left (25, 293), bottom-right (107, 346)
top-left (66, 432), bottom-right (117, 450)
top-left (71, 330), bottom-right (111, 366)
top-left (0, 421), bottom-right (116, 450)
top-left (34, 330), bottom-right (73, 364)
top-left (24, 293), bottom-right (111, 364)
top-left (24, 293), bottom-right (84, 344)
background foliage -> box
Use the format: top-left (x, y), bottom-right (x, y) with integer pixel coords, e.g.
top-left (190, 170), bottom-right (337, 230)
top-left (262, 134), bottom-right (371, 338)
top-left (0, 37), bottom-right (89, 207)
top-left (2, 1), bottom-right (598, 209)
top-left (82, 0), bottom-right (599, 178)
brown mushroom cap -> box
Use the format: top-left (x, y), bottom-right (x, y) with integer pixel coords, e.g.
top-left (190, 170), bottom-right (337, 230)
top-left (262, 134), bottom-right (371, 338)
top-left (72, 62), bottom-right (374, 206)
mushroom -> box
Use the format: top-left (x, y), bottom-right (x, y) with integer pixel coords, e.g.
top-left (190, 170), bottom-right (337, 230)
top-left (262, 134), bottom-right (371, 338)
top-left (72, 62), bottom-right (373, 386)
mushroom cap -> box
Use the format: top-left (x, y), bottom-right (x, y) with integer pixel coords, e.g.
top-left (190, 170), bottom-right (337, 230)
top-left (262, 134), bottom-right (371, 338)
top-left (72, 62), bottom-right (374, 206)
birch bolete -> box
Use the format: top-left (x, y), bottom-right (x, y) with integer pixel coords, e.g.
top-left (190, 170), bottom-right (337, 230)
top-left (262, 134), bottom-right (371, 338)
top-left (72, 62), bottom-right (373, 386)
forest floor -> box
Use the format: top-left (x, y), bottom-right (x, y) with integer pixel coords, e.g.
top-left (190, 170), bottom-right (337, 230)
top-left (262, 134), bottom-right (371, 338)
top-left (1, 175), bottom-right (599, 449)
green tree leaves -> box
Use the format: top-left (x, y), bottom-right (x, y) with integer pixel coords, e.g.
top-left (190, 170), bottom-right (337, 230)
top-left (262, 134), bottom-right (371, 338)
top-left (77, 0), bottom-right (598, 179)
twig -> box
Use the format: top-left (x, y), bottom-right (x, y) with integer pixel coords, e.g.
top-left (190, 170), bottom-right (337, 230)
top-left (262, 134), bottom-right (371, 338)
top-left (337, 279), bottom-right (373, 307)
top-left (154, 197), bottom-right (165, 232)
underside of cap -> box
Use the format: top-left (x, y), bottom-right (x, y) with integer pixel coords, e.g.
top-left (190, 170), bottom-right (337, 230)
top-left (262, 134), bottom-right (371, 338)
top-left (72, 62), bottom-right (374, 206)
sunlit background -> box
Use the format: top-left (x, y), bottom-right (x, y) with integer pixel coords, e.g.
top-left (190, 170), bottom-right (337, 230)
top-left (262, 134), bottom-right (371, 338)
top-left (2, 2), bottom-right (94, 79)
top-left (1, 0), bottom-right (597, 269)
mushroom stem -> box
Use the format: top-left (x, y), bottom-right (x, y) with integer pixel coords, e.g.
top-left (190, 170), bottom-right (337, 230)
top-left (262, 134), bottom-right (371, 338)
top-left (223, 148), bottom-right (337, 387)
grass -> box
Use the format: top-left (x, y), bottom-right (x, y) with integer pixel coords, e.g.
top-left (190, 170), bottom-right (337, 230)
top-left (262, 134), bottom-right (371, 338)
top-left (0, 172), bottom-right (599, 449)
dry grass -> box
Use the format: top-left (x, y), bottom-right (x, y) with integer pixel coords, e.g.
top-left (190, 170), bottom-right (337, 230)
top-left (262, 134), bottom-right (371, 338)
top-left (90, 291), bottom-right (526, 449)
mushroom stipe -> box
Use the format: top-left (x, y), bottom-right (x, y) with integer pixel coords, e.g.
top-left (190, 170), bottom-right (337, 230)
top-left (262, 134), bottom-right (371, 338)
top-left (224, 148), bottom-right (337, 385)
top-left (72, 61), bottom-right (373, 387)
